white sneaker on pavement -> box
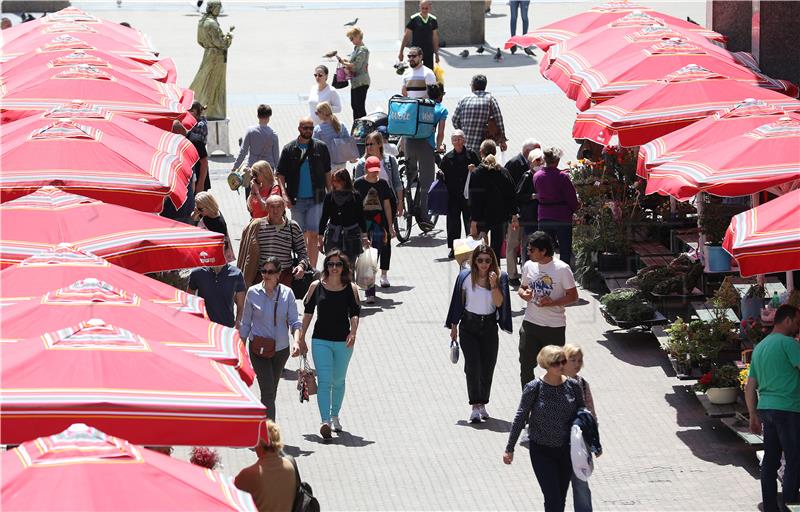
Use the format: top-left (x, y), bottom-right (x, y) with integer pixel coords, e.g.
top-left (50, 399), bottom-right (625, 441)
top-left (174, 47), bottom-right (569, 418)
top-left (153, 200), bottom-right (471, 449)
top-left (380, 275), bottom-right (390, 288)
top-left (478, 404), bottom-right (489, 420)
top-left (331, 416), bottom-right (343, 432)
top-left (469, 408), bottom-right (482, 424)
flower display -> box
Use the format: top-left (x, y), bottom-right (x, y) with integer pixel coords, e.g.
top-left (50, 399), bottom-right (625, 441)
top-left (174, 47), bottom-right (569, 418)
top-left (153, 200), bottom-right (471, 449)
top-left (693, 365), bottom-right (740, 392)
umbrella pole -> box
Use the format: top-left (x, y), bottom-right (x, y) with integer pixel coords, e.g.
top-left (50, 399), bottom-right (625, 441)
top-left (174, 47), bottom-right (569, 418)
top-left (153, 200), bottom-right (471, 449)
top-left (750, 194), bottom-right (768, 288)
top-left (697, 194), bottom-right (707, 270)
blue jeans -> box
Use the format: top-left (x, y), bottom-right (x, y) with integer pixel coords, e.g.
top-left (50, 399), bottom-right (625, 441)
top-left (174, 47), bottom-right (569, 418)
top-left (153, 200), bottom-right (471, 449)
top-left (758, 409), bottom-right (800, 511)
top-left (571, 474), bottom-right (593, 512)
top-left (538, 220), bottom-right (574, 268)
top-left (509, 1), bottom-right (530, 36)
top-left (311, 338), bottom-right (354, 423)
top-left (530, 443), bottom-right (572, 512)
top-left (292, 197), bottom-right (323, 233)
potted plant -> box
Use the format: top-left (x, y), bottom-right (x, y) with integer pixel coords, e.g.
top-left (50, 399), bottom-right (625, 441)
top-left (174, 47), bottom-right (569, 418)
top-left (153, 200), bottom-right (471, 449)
top-left (740, 284), bottom-right (766, 323)
top-left (664, 318), bottom-right (700, 376)
top-left (698, 199), bottom-right (734, 272)
top-left (694, 364), bottom-right (741, 404)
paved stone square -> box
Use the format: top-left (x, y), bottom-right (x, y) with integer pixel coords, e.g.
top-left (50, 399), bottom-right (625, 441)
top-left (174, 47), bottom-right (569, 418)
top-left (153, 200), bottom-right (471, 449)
top-left (76, 1), bottom-right (761, 510)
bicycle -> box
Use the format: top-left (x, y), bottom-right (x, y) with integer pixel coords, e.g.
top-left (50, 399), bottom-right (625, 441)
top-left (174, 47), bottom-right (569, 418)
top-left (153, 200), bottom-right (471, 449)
top-left (394, 151), bottom-right (441, 244)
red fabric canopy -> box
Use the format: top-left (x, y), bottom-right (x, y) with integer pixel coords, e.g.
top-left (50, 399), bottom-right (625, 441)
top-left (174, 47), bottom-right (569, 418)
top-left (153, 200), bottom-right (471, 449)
top-left (0, 279), bottom-right (254, 386)
top-left (0, 246), bottom-right (207, 318)
top-left (638, 102), bottom-right (800, 178)
top-left (0, 111), bottom-right (196, 211)
top-left (573, 68), bottom-right (800, 147)
top-left (572, 40), bottom-right (798, 111)
top-left (504, 2), bottom-right (725, 51)
top-left (0, 321), bottom-right (265, 446)
top-left (645, 117), bottom-right (800, 200)
top-left (1, 424), bottom-right (257, 511)
top-left (723, 189), bottom-right (800, 276)
top-left (0, 187), bottom-right (223, 271)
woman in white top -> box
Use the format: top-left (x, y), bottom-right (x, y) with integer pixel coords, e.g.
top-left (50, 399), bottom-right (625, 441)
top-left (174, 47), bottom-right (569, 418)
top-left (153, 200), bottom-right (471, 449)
top-left (309, 65), bottom-right (342, 126)
top-left (446, 245), bottom-right (507, 424)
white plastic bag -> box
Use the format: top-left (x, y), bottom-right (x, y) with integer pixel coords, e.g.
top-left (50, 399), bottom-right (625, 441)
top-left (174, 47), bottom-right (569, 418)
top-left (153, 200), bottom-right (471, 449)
top-left (355, 247), bottom-right (378, 289)
top-left (570, 424), bottom-right (594, 481)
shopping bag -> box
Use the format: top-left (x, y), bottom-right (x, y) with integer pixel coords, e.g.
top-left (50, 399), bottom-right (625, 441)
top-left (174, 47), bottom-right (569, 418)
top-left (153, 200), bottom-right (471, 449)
top-left (297, 355), bottom-right (318, 402)
top-left (449, 339), bottom-right (459, 364)
top-left (332, 136), bottom-right (360, 163)
top-left (570, 424), bottom-right (594, 481)
top-left (453, 236), bottom-right (482, 267)
top-left (354, 247), bottom-right (379, 289)
top-left (427, 178), bottom-right (449, 216)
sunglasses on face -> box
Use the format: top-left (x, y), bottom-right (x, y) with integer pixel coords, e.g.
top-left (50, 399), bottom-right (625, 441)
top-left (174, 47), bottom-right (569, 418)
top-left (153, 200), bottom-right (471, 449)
top-left (299, 125), bottom-right (314, 131)
top-left (552, 359), bottom-right (567, 367)
top-left (475, 258), bottom-right (492, 264)
top-left (260, 268), bottom-right (280, 275)
top-left (327, 261), bottom-right (343, 268)
top-left (365, 142), bottom-right (377, 147)
top-left (313, 73), bottom-right (325, 77)
top-left (407, 54), bottom-right (419, 59)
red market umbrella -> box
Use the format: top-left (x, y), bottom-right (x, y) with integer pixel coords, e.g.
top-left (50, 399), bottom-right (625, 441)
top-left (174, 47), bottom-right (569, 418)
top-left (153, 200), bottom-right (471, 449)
top-left (542, 20), bottom-right (754, 95)
top-left (638, 102), bottom-right (800, 178)
top-left (645, 117), bottom-right (800, 200)
top-left (1, 424), bottom-right (257, 511)
top-left (0, 245), bottom-right (207, 318)
top-left (572, 39), bottom-right (798, 111)
top-left (0, 279), bottom-right (255, 386)
top-left (0, 110), bottom-right (197, 211)
top-left (0, 321), bottom-right (266, 446)
top-left (723, 189), bottom-right (800, 277)
top-left (1, 7), bottom-right (159, 62)
top-left (1, 48), bottom-right (175, 83)
top-left (0, 61), bottom-right (192, 130)
top-left (0, 187), bottom-right (224, 272)
top-left (572, 67), bottom-right (800, 147)
top-left (504, 2), bottom-right (726, 52)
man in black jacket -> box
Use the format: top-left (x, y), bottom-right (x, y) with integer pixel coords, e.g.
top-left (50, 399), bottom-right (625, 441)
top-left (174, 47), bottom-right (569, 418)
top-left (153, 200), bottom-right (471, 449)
top-left (504, 139), bottom-right (540, 286)
top-left (440, 130), bottom-right (480, 259)
top-left (277, 117), bottom-right (332, 270)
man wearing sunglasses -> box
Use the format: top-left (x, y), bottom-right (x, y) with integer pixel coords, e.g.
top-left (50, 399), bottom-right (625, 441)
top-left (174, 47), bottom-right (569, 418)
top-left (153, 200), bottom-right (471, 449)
top-left (398, 0), bottom-right (440, 70)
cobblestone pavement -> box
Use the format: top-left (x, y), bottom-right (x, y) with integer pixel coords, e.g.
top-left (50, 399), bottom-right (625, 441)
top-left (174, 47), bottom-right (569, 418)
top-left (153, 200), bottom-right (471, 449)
top-left (80, 2), bottom-right (760, 510)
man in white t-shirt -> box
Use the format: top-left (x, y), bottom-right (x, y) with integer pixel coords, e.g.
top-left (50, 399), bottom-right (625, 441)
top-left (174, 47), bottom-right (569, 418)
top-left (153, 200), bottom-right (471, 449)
top-left (518, 231), bottom-right (578, 389)
top-left (401, 46), bottom-right (436, 99)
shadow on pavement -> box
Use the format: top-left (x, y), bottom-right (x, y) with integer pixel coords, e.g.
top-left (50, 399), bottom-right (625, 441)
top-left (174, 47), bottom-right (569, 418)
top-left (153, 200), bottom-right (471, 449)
top-left (398, 234), bottom-right (447, 248)
top-left (596, 331), bottom-right (672, 371)
top-left (376, 285), bottom-right (414, 294)
top-left (440, 48), bottom-right (536, 70)
top-left (360, 298), bottom-right (403, 317)
top-left (209, 154), bottom-right (235, 163)
top-left (282, 444), bottom-right (315, 458)
top-left (455, 417), bottom-right (512, 433)
top-left (302, 431), bottom-right (375, 448)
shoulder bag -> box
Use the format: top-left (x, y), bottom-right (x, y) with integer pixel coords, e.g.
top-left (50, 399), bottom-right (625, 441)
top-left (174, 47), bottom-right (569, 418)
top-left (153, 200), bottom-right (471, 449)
top-left (483, 95), bottom-right (506, 144)
top-left (332, 64), bottom-right (350, 89)
top-left (289, 456), bottom-right (320, 512)
top-left (249, 290), bottom-right (285, 359)
top-left (287, 223), bottom-right (316, 298)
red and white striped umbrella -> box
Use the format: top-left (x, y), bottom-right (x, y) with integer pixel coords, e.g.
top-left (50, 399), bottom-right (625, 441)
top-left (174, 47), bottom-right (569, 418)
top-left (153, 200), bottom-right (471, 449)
top-left (723, 189), bottom-right (800, 276)
top-left (0, 187), bottom-right (224, 273)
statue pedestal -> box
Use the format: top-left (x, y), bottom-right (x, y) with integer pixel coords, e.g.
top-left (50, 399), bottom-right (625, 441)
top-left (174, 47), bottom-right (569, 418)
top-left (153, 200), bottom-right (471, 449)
top-left (206, 119), bottom-right (230, 156)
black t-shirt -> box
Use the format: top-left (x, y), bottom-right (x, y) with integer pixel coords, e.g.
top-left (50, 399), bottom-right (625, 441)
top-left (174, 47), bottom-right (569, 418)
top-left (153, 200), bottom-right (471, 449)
top-left (201, 213), bottom-right (229, 237)
top-left (354, 178), bottom-right (393, 227)
top-left (304, 283), bottom-right (360, 342)
top-left (406, 13), bottom-right (438, 52)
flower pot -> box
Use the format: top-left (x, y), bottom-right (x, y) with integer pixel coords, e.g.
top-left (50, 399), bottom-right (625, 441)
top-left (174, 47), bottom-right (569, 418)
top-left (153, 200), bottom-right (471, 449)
top-left (596, 251), bottom-right (629, 272)
top-left (740, 297), bottom-right (764, 323)
top-left (705, 386), bottom-right (738, 405)
top-left (706, 245), bottom-right (732, 272)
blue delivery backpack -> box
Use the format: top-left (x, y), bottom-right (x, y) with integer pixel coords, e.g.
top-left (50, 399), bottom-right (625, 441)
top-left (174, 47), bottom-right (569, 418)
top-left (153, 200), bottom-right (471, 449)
top-left (387, 95), bottom-right (436, 139)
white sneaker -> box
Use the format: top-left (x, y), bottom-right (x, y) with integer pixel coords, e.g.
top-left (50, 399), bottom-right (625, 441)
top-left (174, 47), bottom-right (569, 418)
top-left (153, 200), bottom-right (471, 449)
top-left (380, 275), bottom-right (390, 288)
top-left (365, 295), bottom-right (375, 304)
top-left (331, 416), bottom-right (342, 432)
top-left (469, 408), bottom-right (482, 423)
top-left (478, 405), bottom-right (489, 420)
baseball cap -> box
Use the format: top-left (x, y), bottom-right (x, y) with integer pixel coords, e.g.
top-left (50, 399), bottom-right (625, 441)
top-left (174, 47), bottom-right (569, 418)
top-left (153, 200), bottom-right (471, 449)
top-left (365, 156), bottom-right (381, 172)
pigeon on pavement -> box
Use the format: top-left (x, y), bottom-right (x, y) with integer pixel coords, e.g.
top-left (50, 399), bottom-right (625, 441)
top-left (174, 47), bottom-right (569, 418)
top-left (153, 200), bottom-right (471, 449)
top-left (493, 48), bottom-right (502, 61)
top-left (476, 46), bottom-right (485, 54)
top-left (459, 49), bottom-right (469, 59)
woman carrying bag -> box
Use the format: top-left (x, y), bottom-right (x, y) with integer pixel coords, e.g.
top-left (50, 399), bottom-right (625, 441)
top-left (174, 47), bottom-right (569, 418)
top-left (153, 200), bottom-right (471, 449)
top-left (313, 101), bottom-right (357, 170)
top-left (503, 345), bottom-right (586, 512)
top-left (318, 169), bottom-right (367, 263)
top-left (239, 257), bottom-right (305, 421)
top-left (300, 250), bottom-right (361, 440)
top-left (444, 244), bottom-right (512, 423)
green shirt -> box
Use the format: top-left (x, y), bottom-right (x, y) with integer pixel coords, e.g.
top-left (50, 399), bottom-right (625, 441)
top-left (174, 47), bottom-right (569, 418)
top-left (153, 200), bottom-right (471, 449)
top-left (348, 45), bottom-right (370, 89)
top-left (749, 332), bottom-right (800, 413)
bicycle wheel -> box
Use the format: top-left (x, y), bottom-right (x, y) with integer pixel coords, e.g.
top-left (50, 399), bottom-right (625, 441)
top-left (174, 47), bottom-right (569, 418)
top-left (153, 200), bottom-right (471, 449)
top-left (394, 161), bottom-right (414, 243)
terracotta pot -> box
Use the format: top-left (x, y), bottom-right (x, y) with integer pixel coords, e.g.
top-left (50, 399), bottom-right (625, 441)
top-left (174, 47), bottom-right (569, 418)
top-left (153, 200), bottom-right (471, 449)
top-left (706, 386), bottom-right (738, 405)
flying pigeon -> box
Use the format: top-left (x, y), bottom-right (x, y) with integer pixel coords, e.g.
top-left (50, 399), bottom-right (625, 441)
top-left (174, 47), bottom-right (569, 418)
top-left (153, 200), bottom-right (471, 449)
top-left (493, 48), bottom-right (502, 61)
top-left (476, 46), bottom-right (485, 54)
top-left (344, 17), bottom-right (359, 27)
top-left (323, 50), bottom-right (338, 59)
top-left (459, 49), bottom-right (469, 59)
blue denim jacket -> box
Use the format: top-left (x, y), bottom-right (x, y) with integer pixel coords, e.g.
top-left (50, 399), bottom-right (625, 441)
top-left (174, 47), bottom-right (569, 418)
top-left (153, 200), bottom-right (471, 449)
top-left (444, 268), bottom-right (512, 333)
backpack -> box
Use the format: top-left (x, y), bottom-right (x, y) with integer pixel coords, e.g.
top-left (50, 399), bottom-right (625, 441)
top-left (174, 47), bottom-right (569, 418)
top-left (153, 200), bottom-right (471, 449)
top-left (387, 95), bottom-right (436, 139)
top-left (289, 456), bottom-right (320, 512)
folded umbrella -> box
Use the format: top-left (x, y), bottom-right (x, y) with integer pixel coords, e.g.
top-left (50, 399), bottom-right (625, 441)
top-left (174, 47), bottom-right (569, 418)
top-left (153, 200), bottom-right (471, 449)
top-left (1, 424), bottom-right (257, 511)
top-left (0, 187), bottom-right (224, 271)
top-left (0, 321), bottom-right (265, 446)
top-left (723, 189), bottom-right (800, 277)
top-left (0, 111), bottom-right (196, 211)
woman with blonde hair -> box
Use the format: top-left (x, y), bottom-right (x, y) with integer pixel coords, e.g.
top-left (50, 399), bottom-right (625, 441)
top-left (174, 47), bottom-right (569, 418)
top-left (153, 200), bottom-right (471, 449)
top-left (313, 101), bottom-right (355, 170)
top-left (503, 344), bottom-right (586, 512)
top-left (468, 139), bottom-right (518, 259)
top-left (444, 244), bottom-right (512, 423)
top-left (192, 190), bottom-right (234, 261)
top-left (248, 160), bottom-right (282, 219)
top-left (339, 26), bottom-right (370, 119)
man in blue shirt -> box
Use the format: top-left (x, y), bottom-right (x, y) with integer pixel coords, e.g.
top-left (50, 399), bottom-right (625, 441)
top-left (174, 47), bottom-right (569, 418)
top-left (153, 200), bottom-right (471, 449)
top-left (188, 262), bottom-right (246, 328)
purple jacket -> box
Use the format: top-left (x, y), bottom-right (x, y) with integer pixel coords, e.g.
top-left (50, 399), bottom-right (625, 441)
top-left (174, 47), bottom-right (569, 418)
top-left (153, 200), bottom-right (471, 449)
top-left (533, 167), bottom-right (579, 223)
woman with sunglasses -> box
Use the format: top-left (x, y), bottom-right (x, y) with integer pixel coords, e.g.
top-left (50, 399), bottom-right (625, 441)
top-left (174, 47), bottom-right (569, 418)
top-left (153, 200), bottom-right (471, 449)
top-left (318, 168), bottom-right (367, 263)
top-left (192, 191), bottom-right (235, 262)
top-left (300, 250), bottom-right (361, 439)
top-left (503, 345), bottom-right (586, 512)
top-left (239, 257), bottom-right (304, 421)
top-left (444, 244), bottom-right (512, 423)
top-left (247, 160), bottom-right (282, 219)
top-left (308, 65), bottom-right (342, 126)
top-left (354, 131), bottom-right (403, 288)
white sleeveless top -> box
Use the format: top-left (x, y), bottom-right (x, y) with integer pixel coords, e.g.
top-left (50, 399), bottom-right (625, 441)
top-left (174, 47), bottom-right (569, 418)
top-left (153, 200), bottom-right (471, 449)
top-left (464, 282), bottom-right (495, 315)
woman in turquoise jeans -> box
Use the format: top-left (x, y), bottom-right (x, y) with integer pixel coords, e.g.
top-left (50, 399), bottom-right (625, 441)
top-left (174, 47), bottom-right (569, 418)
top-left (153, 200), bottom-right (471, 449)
top-left (300, 249), bottom-right (361, 439)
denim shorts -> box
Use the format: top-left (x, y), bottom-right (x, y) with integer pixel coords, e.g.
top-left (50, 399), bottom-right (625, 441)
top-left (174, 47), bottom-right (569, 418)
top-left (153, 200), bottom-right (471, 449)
top-left (292, 197), bottom-right (323, 232)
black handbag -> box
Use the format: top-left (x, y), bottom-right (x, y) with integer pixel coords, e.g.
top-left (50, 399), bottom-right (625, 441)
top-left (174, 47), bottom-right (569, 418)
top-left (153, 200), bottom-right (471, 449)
top-left (289, 456), bottom-right (320, 512)
top-left (290, 268), bottom-right (315, 299)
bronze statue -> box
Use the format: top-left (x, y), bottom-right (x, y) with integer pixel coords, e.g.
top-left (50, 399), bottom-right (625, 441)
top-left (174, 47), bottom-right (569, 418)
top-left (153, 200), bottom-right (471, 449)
top-left (189, 1), bottom-right (234, 120)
